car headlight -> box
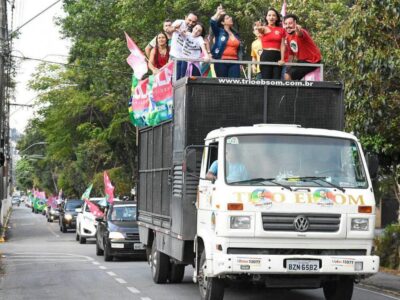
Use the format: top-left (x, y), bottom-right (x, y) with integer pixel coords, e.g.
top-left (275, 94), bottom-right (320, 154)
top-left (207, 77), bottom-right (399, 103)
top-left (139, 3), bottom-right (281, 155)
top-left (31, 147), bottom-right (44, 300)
top-left (230, 216), bottom-right (251, 229)
top-left (64, 214), bottom-right (73, 221)
top-left (351, 218), bottom-right (369, 231)
top-left (109, 231), bottom-right (125, 239)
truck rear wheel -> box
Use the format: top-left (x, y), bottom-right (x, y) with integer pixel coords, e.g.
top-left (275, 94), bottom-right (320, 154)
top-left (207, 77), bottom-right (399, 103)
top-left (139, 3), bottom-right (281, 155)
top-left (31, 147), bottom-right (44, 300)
top-left (150, 241), bottom-right (169, 284)
top-left (323, 276), bottom-right (354, 300)
top-left (169, 263), bottom-right (185, 283)
top-left (198, 250), bottom-right (224, 300)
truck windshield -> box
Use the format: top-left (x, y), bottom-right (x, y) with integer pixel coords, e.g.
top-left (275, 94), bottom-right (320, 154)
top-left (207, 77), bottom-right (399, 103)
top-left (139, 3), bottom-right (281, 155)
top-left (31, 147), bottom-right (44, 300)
top-left (224, 135), bottom-right (368, 188)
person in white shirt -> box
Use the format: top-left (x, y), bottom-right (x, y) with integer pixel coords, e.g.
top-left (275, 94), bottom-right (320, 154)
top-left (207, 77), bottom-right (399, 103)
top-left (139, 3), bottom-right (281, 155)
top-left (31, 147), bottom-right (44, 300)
top-left (167, 12), bottom-right (198, 79)
top-left (180, 23), bottom-right (210, 77)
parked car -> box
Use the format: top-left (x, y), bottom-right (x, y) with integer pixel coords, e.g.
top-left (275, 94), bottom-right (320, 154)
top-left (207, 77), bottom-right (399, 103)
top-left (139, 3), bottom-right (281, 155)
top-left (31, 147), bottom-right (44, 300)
top-left (59, 199), bottom-right (83, 233)
top-left (76, 197), bottom-right (103, 244)
top-left (96, 201), bottom-right (145, 261)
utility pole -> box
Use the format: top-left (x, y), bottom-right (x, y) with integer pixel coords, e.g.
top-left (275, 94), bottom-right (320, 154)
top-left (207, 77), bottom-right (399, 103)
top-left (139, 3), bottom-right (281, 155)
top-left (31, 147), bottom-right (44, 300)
top-left (0, 0), bottom-right (8, 216)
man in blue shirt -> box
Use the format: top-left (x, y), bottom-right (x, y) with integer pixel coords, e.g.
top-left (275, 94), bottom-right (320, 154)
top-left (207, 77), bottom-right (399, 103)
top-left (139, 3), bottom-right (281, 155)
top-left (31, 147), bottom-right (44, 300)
top-left (206, 149), bottom-right (249, 183)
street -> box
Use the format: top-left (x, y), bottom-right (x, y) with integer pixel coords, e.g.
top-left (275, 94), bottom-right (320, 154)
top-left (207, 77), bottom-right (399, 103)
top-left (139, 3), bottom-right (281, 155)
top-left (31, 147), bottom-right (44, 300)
top-left (0, 207), bottom-right (398, 300)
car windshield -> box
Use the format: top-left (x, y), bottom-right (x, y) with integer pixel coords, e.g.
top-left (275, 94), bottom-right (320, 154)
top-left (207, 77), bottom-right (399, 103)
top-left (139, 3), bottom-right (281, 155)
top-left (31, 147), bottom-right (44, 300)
top-left (109, 205), bottom-right (136, 221)
top-left (224, 134), bottom-right (368, 188)
top-left (65, 201), bottom-right (83, 211)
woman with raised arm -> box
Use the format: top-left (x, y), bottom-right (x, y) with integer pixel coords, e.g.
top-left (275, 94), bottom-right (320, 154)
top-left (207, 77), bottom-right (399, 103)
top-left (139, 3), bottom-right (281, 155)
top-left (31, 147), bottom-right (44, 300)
top-left (210, 5), bottom-right (243, 78)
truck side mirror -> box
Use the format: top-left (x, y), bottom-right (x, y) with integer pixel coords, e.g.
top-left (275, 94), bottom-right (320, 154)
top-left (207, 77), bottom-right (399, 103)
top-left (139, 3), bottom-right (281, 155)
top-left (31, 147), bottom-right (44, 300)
top-left (366, 153), bottom-right (379, 179)
top-left (185, 149), bottom-right (197, 173)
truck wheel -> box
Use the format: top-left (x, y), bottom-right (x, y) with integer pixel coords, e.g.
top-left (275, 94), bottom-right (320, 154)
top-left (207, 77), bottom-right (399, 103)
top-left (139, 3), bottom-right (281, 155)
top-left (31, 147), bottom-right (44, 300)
top-left (169, 263), bottom-right (185, 283)
top-left (96, 239), bottom-right (104, 256)
top-left (150, 241), bottom-right (169, 284)
top-left (104, 240), bottom-right (113, 261)
top-left (198, 250), bottom-right (224, 300)
top-left (323, 276), bottom-right (354, 300)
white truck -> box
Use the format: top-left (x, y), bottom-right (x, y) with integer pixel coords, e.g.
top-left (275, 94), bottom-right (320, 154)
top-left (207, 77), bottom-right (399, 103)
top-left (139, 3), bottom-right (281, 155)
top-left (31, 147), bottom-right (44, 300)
top-left (137, 78), bottom-right (379, 300)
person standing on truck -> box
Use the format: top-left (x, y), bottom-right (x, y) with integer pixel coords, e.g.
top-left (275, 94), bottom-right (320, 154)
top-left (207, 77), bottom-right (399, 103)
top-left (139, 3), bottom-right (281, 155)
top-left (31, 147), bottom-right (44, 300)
top-left (180, 23), bottom-right (211, 77)
top-left (148, 32), bottom-right (170, 74)
top-left (283, 14), bottom-right (321, 80)
top-left (251, 22), bottom-right (263, 79)
top-left (257, 8), bottom-right (286, 79)
top-left (168, 12), bottom-right (198, 80)
top-left (210, 5), bottom-right (243, 78)
top-left (145, 19), bottom-right (173, 58)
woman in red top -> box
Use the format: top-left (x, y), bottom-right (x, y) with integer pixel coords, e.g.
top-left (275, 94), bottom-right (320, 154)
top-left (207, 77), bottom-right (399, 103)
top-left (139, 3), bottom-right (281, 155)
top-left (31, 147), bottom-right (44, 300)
top-left (149, 32), bottom-right (170, 74)
top-left (257, 8), bottom-right (285, 79)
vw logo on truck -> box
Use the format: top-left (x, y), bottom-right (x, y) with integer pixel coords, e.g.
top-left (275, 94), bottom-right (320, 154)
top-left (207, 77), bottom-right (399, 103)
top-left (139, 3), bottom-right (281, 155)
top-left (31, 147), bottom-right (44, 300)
top-left (294, 215), bottom-right (310, 232)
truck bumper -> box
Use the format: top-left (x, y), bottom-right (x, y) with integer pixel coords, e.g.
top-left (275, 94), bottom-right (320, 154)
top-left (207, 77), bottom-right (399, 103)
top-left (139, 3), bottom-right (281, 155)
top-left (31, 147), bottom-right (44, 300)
top-left (211, 253), bottom-right (379, 276)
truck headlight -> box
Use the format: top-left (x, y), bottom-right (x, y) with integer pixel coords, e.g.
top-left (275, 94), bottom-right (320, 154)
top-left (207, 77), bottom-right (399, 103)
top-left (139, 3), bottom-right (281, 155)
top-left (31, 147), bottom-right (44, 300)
top-left (230, 216), bottom-right (251, 229)
top-left (109, 231), bottom-right (125, 239)
top-left (64, 214), bottom-right (73, 221)
top-left (351, 218), bottom-right (369, 231)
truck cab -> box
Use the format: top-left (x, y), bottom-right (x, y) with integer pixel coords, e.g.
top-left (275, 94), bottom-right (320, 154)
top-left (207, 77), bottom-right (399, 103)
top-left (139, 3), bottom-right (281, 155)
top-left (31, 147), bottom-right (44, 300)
top-left (192, 124), bottom-right (379, 299)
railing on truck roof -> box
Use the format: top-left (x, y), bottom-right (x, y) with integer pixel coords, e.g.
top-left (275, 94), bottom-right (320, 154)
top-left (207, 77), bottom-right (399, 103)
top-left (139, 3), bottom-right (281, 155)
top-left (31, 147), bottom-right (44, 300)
top-left (171, 58), bottom-right (324, 83)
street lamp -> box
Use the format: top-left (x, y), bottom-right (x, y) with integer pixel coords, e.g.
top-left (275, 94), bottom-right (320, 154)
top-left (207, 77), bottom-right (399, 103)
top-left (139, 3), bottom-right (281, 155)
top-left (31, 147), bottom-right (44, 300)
top-left (18, 142), bottom-right (47, 154)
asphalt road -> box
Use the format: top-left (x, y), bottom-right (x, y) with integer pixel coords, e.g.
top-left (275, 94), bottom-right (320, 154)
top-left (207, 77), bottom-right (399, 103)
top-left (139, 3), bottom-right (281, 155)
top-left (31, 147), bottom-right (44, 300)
top-left (0, 206), bottom-right (398, 300)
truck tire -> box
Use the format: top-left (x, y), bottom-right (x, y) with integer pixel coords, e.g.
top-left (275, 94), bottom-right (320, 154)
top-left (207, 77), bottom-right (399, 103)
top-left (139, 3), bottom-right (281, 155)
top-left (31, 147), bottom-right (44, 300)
top-left (169, 263), bottom-right (185, 283)
top-left (323, 276), bottom-right (354, 300)
top-left (150, 241), bottom-right (169, 284)
top-left (96, 239), bottom-right (104, 256)
top-left (198, 250), bottom-right (224, 300)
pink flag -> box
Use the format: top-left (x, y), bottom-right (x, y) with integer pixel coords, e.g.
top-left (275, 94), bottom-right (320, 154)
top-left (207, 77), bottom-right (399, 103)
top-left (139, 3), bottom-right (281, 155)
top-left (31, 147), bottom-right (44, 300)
top-left (103, 171), bottom-right (115, 204)
top-left (125, 32), bottom-right (148, 80)
top-left (84, 199), bottom-right (104, 218)
top-left (281, 0), bottom-right (287, 17)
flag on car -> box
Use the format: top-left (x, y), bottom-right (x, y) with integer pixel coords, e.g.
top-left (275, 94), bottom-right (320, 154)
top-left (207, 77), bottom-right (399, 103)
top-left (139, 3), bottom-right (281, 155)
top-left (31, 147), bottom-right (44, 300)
top-left (81, 184), bottom-right (93, 201)
top-left (104, 171), bottom-right (115, 204)
top-left (125, 32), bottom-right (148, 80)
top-left (84, 198), bottom-right (104, 218)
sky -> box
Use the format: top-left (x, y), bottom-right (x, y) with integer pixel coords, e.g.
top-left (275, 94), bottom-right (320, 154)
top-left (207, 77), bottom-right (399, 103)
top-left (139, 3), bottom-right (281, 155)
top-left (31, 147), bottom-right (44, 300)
top-left (9, 0), bottom-right (70, 134)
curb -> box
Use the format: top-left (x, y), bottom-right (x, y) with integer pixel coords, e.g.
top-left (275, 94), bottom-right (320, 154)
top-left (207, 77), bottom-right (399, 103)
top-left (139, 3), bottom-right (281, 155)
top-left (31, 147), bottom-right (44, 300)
top-left (358, 282), bottom-right (400, 299)
top-left (0, 207), bottom-right (12, 243)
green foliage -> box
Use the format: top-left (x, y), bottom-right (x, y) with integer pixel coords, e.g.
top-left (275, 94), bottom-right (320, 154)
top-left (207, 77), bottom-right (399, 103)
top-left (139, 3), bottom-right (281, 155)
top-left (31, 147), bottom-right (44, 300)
top-left (375, 224), bottom-right (400, 269)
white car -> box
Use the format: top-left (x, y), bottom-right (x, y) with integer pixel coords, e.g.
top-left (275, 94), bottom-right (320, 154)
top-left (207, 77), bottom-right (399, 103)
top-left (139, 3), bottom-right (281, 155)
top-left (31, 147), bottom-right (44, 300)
top-left (76, 197), bottom-right (103, 244)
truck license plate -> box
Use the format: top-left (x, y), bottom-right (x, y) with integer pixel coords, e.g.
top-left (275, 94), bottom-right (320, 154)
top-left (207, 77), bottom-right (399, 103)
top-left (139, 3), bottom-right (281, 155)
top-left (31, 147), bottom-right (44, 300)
top-left (287, 260), bottom-right (319, 272)
top-left (134, 243), bottom-right (145, 250)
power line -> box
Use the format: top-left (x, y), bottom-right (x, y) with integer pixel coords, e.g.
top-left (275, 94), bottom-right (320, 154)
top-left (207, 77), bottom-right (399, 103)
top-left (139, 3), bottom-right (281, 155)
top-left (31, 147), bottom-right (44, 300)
top-left (10, 0), bottom-right (61, 36)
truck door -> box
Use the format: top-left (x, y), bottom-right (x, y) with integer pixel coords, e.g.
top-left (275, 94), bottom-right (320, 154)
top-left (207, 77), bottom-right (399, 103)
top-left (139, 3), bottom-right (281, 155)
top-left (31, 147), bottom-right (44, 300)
top-left (198, 142), bottom-right (218, 209)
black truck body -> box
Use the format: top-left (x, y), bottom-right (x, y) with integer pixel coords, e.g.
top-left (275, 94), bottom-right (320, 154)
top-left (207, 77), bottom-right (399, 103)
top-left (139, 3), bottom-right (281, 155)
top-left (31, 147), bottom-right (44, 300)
top-left (137, 78), bottom-right (344, 263)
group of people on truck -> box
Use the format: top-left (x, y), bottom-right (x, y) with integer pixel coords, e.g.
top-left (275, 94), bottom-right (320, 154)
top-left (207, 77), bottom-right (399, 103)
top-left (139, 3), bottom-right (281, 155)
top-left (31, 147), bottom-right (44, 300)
top-left (144, 5), bottom-right (321, 81)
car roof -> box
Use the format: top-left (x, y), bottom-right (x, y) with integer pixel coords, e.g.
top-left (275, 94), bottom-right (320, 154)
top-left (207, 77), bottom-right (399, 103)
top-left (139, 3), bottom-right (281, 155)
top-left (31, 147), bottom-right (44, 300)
top-left (112, 201), bottom-right (136, 207)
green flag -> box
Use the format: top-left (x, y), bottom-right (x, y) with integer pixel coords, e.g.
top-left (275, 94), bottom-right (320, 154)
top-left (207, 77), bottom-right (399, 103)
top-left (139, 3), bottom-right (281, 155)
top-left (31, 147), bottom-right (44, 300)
top-left (81, 184), bottom-right (93, 201)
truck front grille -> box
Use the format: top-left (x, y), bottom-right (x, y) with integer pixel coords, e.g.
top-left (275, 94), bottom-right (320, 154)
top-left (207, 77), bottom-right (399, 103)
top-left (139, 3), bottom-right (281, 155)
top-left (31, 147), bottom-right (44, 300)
top-left (262, 213), bottom-right (341, 232)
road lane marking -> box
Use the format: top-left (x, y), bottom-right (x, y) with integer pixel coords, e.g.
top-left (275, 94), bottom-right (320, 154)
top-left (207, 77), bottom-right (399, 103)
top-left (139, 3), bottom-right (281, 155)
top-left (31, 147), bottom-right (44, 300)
top-left (127, 287), bottom-right (140, 294)
top-left (141, 298), bottom-right (152, 300)
top-left (92, 261), bottom-right (100, 265)
top-left (355, 287), bottom-right (400, 300)
top-left (99, 266), bottom-right (107, 270)
top-left (115, 278), bottom-right (127, 284)
top-left (107, 271), bottom-right (117, 276)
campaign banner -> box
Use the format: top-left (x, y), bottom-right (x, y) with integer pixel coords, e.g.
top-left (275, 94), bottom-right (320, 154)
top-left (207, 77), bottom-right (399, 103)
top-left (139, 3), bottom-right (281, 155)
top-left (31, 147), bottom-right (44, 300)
top-left (131, 77), bottom-right (151, 127)
top-left (150, 61), bottom-right (174, 124)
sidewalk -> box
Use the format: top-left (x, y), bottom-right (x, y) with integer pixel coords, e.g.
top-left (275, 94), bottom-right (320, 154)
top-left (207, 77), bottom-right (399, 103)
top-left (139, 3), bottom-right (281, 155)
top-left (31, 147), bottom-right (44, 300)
top-left (360, 270), bottom-right (400, 298)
